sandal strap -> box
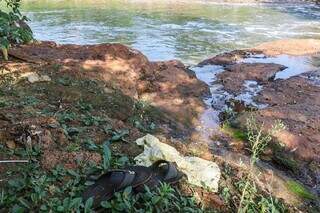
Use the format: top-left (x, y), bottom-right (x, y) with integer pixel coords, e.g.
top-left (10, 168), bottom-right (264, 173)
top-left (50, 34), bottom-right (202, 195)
top-left (150, 160), bottom-right (179, 181)
top-left (163, 163), bottom-right (178, 181)
top-left (107, 169), bottom-right (136, 190)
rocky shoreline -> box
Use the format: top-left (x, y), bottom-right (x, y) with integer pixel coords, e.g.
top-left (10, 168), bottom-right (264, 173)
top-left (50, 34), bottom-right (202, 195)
top-left (1, 38), bottom-right (320, 211)
top-left (197, 39), bottom-right (320, 203)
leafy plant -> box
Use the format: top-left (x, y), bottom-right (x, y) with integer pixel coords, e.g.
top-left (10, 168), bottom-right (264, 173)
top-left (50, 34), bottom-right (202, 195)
top-left (286, 180), bottom-right (315, 200)
top-left (238, 116), bottom-right (286, 213)
top-left (246, 115), bottom-right (285, 163)
top-left (0, 0), bottom-right (33, 60)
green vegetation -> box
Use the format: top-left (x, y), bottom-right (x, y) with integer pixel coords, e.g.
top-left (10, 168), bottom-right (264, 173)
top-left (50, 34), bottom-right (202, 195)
top-left (0, 70), bottom-right (207, 212)
top-left (0, 142), bottom-right (204, 212)
top-left (237, 116), bottom-right (286, 213)
top-left (0, 0), bottom-right (33, 60)
top-left (221, 122), bottom-right (247, 141)
top-left (286, 181), bottom-right (315, 200)
top-left (245, 115), bottom-right (285, 163)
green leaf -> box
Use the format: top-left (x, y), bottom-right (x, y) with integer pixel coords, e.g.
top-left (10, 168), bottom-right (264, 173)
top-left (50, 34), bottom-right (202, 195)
top-left (100, 200), bottom-right (111, 209)
top-left (70, 197), bottom-right (82, 209)
top-left (123, 186), bottom-right (132, 198)
top-left (84, 197), bottom-right (93, 213)
top-left (56, 206), bottom-right (64, 212)
top-left (102, 142), bottom-right (111, 170)
top-left (18, 198), bottom-right (30, 209)
top-left (110, 129), bottom-right (129, 142)
top-left (12, 205), bottom-right (25, 213)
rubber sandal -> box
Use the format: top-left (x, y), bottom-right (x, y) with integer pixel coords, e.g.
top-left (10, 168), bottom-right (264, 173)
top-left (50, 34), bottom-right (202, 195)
top-left (82, 166), bottom-right (152, 208)
top-left (134, 160), bottom-right (185, 192)
top-left (151, 160), bottom-right (185, 184)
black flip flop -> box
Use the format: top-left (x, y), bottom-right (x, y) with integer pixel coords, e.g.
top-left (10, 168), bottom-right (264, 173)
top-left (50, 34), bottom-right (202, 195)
top-left (82, 166), bottom-right (152, 208)
top-left (134, 160), bottom-right (185, 192)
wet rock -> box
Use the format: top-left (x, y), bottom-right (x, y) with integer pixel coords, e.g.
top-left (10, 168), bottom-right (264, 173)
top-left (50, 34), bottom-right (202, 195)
top-left (199, 39), bottom-right (320, 199)
top-left (217, 63), bottom-right (286, 94)
top-left (250, 76), bottom-right (320, 162)
top-left (237, 75), bottom-right (320, 194)
top-left (198, 50), bottom-right (261, 66)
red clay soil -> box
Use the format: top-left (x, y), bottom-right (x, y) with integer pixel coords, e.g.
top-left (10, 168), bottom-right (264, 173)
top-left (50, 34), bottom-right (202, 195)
top-left (9, 41), bottom-right (209, 131)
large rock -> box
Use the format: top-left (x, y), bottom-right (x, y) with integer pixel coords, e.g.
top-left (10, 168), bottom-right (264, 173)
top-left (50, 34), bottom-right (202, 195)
top-left (253, 75), bottom-right (320, 162)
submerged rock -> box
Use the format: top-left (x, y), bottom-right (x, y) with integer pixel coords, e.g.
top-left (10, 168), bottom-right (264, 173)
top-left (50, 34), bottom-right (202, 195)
top-left (134, 134), bottom-right (221, 192)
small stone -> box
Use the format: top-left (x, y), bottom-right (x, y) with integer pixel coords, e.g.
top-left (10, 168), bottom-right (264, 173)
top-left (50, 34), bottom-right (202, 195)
top-left (26, 73), bottom-right (40, 83)
top-left (41, 130), bottom-right (54, 149)
top-left (104, 87), bottom-right (113, 94)
top-left (23, 72), bottom-right (51, 83)
top-left (6, 140), bottom-right (16, 149)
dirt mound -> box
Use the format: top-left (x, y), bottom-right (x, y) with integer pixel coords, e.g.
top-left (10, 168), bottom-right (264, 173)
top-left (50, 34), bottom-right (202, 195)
top-left (8, 41), bottom-right (209, 132)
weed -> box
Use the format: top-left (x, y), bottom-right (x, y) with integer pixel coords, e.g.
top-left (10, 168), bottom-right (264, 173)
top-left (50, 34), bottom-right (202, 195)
top-left (286, 180), bottom-right (315, 200)
top-left (246, 115), bottom-right (285, 163)
top-left (57, 111), bottom-right (77, 123)
top-left (237, 116), bottom-right (286, 213)
top-left (0, 138), bottom-right (204, 212)
top-left (221, 122), bottom-right (247, 141)
top-left (101, 183), bottom-right (204, 213)
top-left (221, 187), bottom-right (231, 204)
top-left (130, 100), bottom-right (158, 133)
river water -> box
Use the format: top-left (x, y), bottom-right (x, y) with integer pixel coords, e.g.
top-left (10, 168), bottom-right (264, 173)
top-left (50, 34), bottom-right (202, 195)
top-left (22, 0), bottom-right (320, 64)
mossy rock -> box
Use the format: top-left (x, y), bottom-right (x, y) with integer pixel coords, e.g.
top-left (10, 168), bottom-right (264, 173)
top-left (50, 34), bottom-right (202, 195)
top-left (221, 122), bottom-right (247, 141)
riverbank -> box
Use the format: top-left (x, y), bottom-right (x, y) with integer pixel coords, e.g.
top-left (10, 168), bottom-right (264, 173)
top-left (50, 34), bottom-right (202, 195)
top-left (196, 38), bottom-right (320, 210)
top-left (1, 38), bottom-right (320, 212)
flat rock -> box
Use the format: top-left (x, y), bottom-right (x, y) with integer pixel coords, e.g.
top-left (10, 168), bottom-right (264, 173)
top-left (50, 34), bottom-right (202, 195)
top-left (217, 63), bottom-right (286, 94)
top-left (253, 39), bottom-right (320, 56)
